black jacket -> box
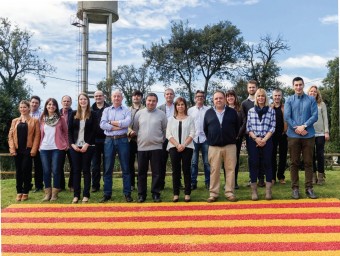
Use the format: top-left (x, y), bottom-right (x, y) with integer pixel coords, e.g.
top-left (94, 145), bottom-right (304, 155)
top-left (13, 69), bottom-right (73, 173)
top-left (91, 102), bottom-right (109, 139)
top-left (68, 110), bottom-right (97, 146)
top-left (203, 106), bottom-right (239, 147)
top-left (59, 108), bottom-right (73, 127)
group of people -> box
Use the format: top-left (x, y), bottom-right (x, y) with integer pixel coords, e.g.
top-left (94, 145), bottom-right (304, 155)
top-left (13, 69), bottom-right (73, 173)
top-left (8, 76), bottom-right (329, 203)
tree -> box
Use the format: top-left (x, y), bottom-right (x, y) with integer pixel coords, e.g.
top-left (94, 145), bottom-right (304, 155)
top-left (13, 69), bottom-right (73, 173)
top-left (0, 79), bottom-right (30, 151)
top-left (143, 20), bottom-right (247, 105)
top-left (323, 57), bottom-right (339, 152)
top-left (0, 17), bottom-right (55, 87)
top-left (242, 35), bottom-right (290, 91)
top-left (97, 64), bottom-right (155, 106)
top-left (143, 21), bottom-right (197, 105)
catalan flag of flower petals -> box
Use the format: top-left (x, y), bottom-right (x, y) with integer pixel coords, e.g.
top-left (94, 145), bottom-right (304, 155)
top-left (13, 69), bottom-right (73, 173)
top-left (2, 199), bottom-right (340, 255)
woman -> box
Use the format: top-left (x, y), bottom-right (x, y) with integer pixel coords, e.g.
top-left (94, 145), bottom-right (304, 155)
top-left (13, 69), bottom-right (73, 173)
top-left (247, 88), bottom-right (276, 200)
top-left (226, 90), bottom-right (244, 189)
top-left (39, 98), bottom-right (68, 201)
top-left (308, 85), bottom-right (329, 185)
top-left (8, 100), bottom-right (40, 201)
top-left (166, 97), bottom-right (195, 202)
top-left (69, 93), bottom-right (97, 203)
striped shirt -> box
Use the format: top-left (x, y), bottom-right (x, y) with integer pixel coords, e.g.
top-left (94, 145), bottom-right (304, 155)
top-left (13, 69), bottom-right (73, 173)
top-left (100, 105), bottom-right (131, 136)
top-left (246, 107), bottom-right (276, 137)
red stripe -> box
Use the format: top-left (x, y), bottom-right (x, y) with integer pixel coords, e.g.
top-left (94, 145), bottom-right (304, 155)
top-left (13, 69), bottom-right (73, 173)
top-left (3, 242), bottom-right (340, 253)
top-left (3, 226), bottom-right (340, 236)
top-left (2, 212), bottom-right (340, 223)
top-left (2, 202), bottom-right (340, 213)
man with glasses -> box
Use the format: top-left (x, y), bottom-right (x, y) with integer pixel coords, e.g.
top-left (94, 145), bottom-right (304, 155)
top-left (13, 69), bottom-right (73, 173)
top-left (188, 90), bottom-right (211, 190)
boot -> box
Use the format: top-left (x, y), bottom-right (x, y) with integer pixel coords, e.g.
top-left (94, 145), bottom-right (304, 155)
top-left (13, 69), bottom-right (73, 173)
top-left (312, 172), bottom-right (317, 184)
top-left (50, 188), bottom-right (60, 201)
top-left (317, 172), bottom-right (325, 185)
top-left (42, 188), bottom-right (52, 202)
top-left (251, 183), bottom-right (258, 201)
top-left (265, 182), bottom-right (272, 200)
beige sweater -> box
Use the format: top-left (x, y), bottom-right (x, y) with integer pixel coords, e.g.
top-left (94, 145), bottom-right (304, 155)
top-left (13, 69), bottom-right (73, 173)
top-left (313, 102), bottom-right (329, 136)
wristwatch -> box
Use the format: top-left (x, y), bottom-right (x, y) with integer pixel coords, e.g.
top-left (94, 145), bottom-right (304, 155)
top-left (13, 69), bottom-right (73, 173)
top-left (303, 124), bottom-right (307, 129)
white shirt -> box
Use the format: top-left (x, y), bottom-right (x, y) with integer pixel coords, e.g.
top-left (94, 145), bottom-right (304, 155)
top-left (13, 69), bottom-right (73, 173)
top-left (188, 105), bottom-right (210, 143)
top-left (165, 104), bottom-right (174, 119)
top-left (166, 116), bottom-right (195, 150)
top-left (40, 124), bottom-right (57, 150)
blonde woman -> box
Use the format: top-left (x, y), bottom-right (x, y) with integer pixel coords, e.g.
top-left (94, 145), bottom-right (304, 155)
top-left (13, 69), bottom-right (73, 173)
top-left (247, 88), bottom-right (276, 200)
top-left (68, 93), bottom-right (97, 203)
top-left (8, 100), bottom-right (40, 201)
top-left (307, 85), bottom-right (329, 185)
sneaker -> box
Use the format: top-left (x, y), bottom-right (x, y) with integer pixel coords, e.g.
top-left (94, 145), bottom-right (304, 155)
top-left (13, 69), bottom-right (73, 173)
top-left (306, 188), bottom-right (318, 199)
top-left (137, 196), bottom-right (146, 203)
top-left (152, 194), bottom-right (162, 203)
top-left (291, 189), bottom-right (300, 199)
top-left (125, 194), bottom-right (133, 202)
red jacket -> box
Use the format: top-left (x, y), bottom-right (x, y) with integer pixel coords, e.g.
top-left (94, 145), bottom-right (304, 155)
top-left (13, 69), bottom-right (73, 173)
top-left (40, 116), bottom-right (68, 150)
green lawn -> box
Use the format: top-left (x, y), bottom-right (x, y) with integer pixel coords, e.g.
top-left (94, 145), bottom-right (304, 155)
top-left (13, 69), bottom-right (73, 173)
top-left (1, 170), bottom-right (339, 209)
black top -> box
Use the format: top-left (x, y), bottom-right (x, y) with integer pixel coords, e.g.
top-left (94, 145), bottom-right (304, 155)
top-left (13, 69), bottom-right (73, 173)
top-left (203, 106), bottom-right (239, 147)
top-left (91, 102), bottom-right (109, 139)
top-left (273, 105), bottom-right (284, 136)
top-left (240, 99), bottom-right (255, 136)
top-left (17, 122), bottom-right (28, 153)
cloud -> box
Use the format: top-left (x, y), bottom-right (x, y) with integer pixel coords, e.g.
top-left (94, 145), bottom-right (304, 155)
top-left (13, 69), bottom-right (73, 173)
top-left (278, 74), bottom-right (324, 89)
top-left (280, 55), bottom-right (331, 69)
top-left (218, 0), bottom-right (259, 5)
top-left (319, 15), bottom-right (338, 25)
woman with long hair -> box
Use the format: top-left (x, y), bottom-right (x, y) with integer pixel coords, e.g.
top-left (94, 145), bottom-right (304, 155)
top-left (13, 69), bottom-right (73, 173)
top-left (166, 97), bottom-right (195, 202)
top-left (69, 93), bottom-right (97, 203)
top-left (247, 88), bottom-right (276, 200)
top-left (226, 90), bottom-right (244, 189)
top-left (8, 100), bottom-right (40, 201)
top-left (39, 98), bottom-right (68, 201)
top-left (307, 85), bottom-right (329, 185)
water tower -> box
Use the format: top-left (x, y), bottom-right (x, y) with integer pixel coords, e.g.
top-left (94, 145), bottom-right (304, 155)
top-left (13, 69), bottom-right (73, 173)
top-left (76, 1), bottom-right (119, 95)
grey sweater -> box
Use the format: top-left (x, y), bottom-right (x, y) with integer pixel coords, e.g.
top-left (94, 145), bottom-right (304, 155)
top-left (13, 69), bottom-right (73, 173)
top-left (133, 108), bottom-right (167, 151)
top-left (314, 102), bottom-right (329, 136)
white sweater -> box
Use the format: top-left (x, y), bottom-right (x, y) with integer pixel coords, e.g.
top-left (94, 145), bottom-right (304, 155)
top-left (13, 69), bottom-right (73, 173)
top-left (166, 115), bottom-right (195, 151)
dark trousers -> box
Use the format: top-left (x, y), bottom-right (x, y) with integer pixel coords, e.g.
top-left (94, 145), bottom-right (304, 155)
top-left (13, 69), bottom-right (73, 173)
top-left (246, 135), bottom-right (265, 181)
top-left (288, 137), bottom-right (315, 190)
top-left (235, 137), bottom-right (242, 185)
top-left (70, 147), bottom-right (95, 198)
top-left (248, 138), bottom-right (273, 183)
top-left (169, 147), bottom-right (193, 196)
top-left (15, 149), bottom-right (32, 194)
top-left (91, 139), bottom-right (105, 190)
top-left (129, 140), bottom-right (138, 188)
top-left (138, 150), bottom-right (162, 198)
top-left (60, 149), bottom-right (73, 189)
top-left (160, 140), bottom-right (169, 189)
top-left (313, 136), bottom-right (325, 173)
top-left (32, 151), bottom-right (43, 189)
top-left (272, 133), bottom-right (288, 181)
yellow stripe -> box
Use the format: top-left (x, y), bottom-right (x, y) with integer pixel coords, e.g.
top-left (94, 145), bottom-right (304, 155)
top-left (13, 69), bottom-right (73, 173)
top-left (3, 253), bottom-right (340, 256)
top-left (5, 198), bottom-right (340, 208)
top-left (2, 219), bottom-right (340, 229)
top-left (3, 233), bottom-right (340, 245)
top-left (3, 207), bottom-right (339, 218)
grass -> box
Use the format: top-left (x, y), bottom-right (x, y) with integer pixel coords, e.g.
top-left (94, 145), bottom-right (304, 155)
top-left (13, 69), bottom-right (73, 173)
top-left (1, 169), bottom-right (340, 209)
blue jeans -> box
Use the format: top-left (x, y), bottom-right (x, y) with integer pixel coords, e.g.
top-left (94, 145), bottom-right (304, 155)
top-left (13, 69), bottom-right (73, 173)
top-left (40, 149), bottom-right (63, 189)
top-left (191, 141), bottom-right (210, 186)
top-left (103, 137), bottom-right (131, 196)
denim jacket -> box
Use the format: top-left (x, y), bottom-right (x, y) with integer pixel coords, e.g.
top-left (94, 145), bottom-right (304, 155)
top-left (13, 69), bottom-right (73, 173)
top-left (284, 93), bottom-right (318, 138)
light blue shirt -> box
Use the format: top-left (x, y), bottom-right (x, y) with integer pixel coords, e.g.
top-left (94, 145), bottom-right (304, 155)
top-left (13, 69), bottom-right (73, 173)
top-left (284, 93), bottom-right (318, 139)
top-left (100, 105), bottom-right (131, 136)
top-left (214, 106), bottom-right (225, 125)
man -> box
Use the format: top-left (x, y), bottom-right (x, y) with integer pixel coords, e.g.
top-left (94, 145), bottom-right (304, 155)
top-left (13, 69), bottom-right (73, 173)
top-left (204, 90), bottom-right (239, 202)
top-left (134, 92), bottom-right (167, 203)
top-left (158, 88), bottom-right (175, 190)
top-left (99, 90), bottom-right (132, 203)
top-left (271, 89), bottom-right (288, 184)
top-left (188, 90), bottom-right (211, 190)
top-left (59, 95), bottom-right (74, 191)
top-left (284, 77), bottom-right (318, 199)
top-left (241, 80), bottom-right (265, 187)
top-left (90, 90), bottom-right (109, 192)
top-left (29, 95), bottom-right (44, 192)
top-left (127, 90), bottom-right (144, 191)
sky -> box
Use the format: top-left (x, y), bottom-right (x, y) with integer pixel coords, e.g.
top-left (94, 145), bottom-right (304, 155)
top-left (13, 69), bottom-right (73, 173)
top-left (1, 0), bottom-right (338, 107)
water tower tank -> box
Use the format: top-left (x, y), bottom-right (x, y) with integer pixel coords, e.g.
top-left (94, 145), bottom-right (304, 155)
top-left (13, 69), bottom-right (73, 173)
top-left (77, 1), bottom-right (119, 24)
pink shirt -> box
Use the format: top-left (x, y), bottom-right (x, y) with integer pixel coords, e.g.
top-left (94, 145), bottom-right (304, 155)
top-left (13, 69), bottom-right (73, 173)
top-left (40, 116), bottom-right (68, 150)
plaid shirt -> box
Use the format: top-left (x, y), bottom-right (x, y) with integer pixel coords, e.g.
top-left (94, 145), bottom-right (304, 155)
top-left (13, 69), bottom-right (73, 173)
top-left (246, 107), bottom-right (276, 137)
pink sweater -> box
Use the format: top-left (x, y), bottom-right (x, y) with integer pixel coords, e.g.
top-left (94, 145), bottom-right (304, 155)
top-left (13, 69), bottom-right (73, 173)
top-left (40, 116), bottom-right (68, 150)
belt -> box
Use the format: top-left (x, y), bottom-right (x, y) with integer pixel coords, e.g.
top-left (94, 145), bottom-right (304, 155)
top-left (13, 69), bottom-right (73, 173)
top-left (107, 134), bottom-right (128, 140)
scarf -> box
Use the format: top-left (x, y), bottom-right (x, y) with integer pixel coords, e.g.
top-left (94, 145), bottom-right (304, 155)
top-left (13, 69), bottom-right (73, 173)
top-left (44, 113), bottom-right (60, 127)
top-left (254, 106), bottom-right (269, 122)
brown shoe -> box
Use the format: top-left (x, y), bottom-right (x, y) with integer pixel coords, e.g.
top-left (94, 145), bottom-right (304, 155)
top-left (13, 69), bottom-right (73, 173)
top-left (279, 179), bottom-right (286, 184)
top-left (226, 195), bottom-right (238, 202)
top-left (21, 194), bottom-right (28, 201)
top-left (207, 196), bottom-right (217, 203)
top-left (16, 194), bottom-right (23, 201)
